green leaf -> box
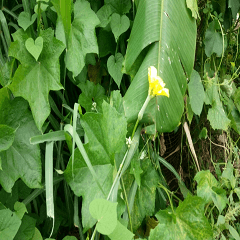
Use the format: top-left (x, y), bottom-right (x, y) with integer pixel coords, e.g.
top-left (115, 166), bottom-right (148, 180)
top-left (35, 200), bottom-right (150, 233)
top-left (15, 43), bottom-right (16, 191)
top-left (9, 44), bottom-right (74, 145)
top-left (14, 215), bottom-right (36, 240)
top-left (18, 12), bottom-right (37, 31)
top-left (129, 153), bottom-right (143, 187)
top-left (124, 158), bottom-right (160, 231)
top-left (62, 236), bottom-right (78, 240)
top-left (107, 53), bottom-right (124, 88)
top-left (32, 228), bottom-right (43, 240)
top-left (186, 0), bottom-right (200, 19)
top-left (194, 170), bottom-right (228, 213)
top-left (124, 0), bottom-right (196, 132)
top-left (228, 0), bottom-right (240, 19)
top-left (64, 149), bottom-right (114, 231)
top-left (25, 37), bottom-right (43, 61)
top-left (65, 0), bottom-right (100, 77)
top-left (204, 20), bottom-right (223, 57)
top-left (81, 101), bottom-right (127, 164)
top-left (207, 104), bottom-right (231, 130)
top-left (149, 196), bottom-right (213, 240)
top-left (109, 90), bottom-right (124, 114)
top-left (0, 59), bottom-right (14, 87)
top-left (78, 80), bottom-right (107, 113)
top-left (0, 124), bottom-right (15, 152)
top-left (0, 88), bottom-right (42, 193)
top-left (222, 162), bottom-right (236, 189)
top-left (188, 70), bottom-right (205, 116)
top-left (97, 4), bottom-right (113, 28)
top-left (228, 224), bottom-right (240, 240)
top-left (110, 13), bottom-right (130, 42)
top-left (104, 0), bottom-right (132, 15)
top-left (89, 199), bottom-right (118, 235)
top-left (0, 209), bottom-right (21, 240)
top-left (108, 220), bottom-right (134, 240)
top-left (8, 28), bottom-right (65, 130)
top-left (14, 202), bottom-right (27, 220)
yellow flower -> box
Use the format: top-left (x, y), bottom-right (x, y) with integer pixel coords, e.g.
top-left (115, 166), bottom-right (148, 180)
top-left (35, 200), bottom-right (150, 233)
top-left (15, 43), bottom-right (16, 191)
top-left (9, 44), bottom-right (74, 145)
top-left (148, 66), bottom-right (169, 98)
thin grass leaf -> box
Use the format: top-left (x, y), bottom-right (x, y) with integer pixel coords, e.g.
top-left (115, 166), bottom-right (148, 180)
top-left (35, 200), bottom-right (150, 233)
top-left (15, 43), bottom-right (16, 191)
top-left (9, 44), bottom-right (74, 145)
top-left (158, 156), bottom-right (190, 198)
top-left (22, 176), bottom-right (64, 206)
top-left (0, 10), bottom-right (11, 49)
top-left (2, 8), bottom-right (18, 20)
top-left (108, 126), bottom-right (141, 202)
top-left (49, 95), bottom-right (65, 121)
top-left (64, 124), bottom-right (106, 197)
top-left (0, 31), bottom-right (9, 60)
top-left (71, 103), bottom-right (79, 179)
top-left (30, 130), bottom-right (66, 144)
top-left (45, 141), bottom-right (54, 217)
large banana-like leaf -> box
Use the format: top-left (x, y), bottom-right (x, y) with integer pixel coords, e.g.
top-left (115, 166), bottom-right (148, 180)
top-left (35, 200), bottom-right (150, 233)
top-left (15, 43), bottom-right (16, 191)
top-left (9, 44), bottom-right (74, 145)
top-left (123, 0), bottom-right (197, 132)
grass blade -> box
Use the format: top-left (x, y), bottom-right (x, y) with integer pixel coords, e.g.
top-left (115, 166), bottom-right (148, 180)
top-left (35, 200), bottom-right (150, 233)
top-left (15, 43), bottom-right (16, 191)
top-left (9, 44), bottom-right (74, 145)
top-left (30, 130), bottom-right (66, 144)
top-left (45, 141), bottom-right (54, 236)
top-left (158, 156), bottom-right (190, 198)
top-left (0, 10), bottom-right (11, 49)
top-left (64, 124), bottom-right (106, 197)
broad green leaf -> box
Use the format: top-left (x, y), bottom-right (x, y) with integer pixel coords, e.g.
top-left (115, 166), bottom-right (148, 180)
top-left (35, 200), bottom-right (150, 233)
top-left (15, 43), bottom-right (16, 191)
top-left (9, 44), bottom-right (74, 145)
top-left (233, 87), bottom-right (240, 113)
top-left (108, 220), bottom-right (134, 240)
top-left (78, 80), bottom-right (107, 113)
top-left (8, 28), bottom-right (65, 130)
top-left (149, 196), bottom-right (213, 240)
top-left (110, 90), bottom-right (124, 114)
top-left (14, 215), bottom-right (36, 240)
top-left (228, 0), bottom-right (240, 18)
top-left (124, 158), bottom-right (160, 231)
top-left (89, 199), bottom-right (118, 235)
top-left (204, 75), bottom-right (230, 130)
top-left (14, 202), bottom-right (27, 220)
top-left (0, 88), bottom-right (42, 193)
top-left (186, 95), bottom-right (194, 123)
top-left (204, 20), bottom-right (223, 57)
top-left (64, 149), bottom-right (114, 231)
top-left (17, 12), bottom-right (37, 31)
top-left (32, 228), bottom-right (43, 240)
top-left (0, 209), bottom-right (21, 240)
top-left (194, 170), bottom-right (228, 213)
top-left (25, 37), bottom-right (43, 61)
top-left (207, 104), bottom-right (231, 130)
top-left (104, 0), bottom-right (132, 15)
top-left (97, 4), bottom-right (113, 28)
top-left (62, 237), bottom-right (78, 240)
top-left (110, 13), bottom-right (130, 42)
top-left (107, 53), bottom-right (124, 88)
top-left (65, 0), bottom-right (100, 77)
top-left (81, 101), bottom-right (127, 164)
top-left (222, 162), bottom-right (236, 189)
top-left (228, 224), bottom-right (240, 240)
top-left (0, 124), bottom-right (15, 152)
top-left (186, 0), bottom-right (200, 19)
top-left (188, 70), bottom-right (205, 116)
top-left (124, 0), bottom-right (196, 132)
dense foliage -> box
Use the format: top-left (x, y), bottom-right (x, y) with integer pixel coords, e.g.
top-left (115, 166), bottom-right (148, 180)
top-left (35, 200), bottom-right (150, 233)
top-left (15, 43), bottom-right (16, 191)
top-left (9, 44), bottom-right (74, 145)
top-left (0, 0), bottom-right (240, 239)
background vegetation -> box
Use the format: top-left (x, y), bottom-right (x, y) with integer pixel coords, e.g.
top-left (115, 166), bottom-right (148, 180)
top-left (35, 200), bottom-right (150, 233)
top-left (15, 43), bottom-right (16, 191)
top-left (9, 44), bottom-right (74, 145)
top-left (0, 0), bottom-right (240, 239)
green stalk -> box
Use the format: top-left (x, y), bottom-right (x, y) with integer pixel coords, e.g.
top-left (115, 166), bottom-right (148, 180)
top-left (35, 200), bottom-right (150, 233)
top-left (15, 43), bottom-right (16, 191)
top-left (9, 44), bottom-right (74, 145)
top-left (132, 95), bottom-right (151, 139)
top-left (22, 0), bottom-right (31, 14)
top-left (64, 124), bottom-right (106, 197)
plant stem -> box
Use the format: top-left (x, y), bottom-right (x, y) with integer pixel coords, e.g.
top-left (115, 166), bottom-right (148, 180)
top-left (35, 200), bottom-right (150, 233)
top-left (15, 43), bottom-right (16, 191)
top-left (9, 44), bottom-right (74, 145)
top-left (132, 94), bottom-right (151, 139)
